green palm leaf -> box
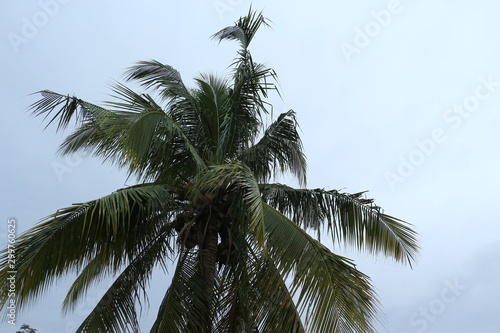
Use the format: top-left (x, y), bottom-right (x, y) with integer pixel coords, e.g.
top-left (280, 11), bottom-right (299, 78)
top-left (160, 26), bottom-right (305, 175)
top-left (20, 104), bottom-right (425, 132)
top-left (242, 110), bottom-right (307, 185)
top-left (243, 254), bottom-right (306, 332)
top-left (75, 228), bottom-right (172, 333)
top-left (212, 8), bottom-right (270, 51)
top-left (261, 184), bottom-right (419, 265)
top-left (150, 250), bottom-right (210, 332)
top-left (0, 184), bottom-right (176, 309)
top-left (124, 60), bottom-right (193, 103)
top-left (264, 203), bottom-right (378, 332)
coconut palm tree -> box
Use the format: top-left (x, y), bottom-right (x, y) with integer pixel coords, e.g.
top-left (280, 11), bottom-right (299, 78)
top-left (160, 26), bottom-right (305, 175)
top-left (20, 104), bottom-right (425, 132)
top-left (0, 10), bottom-right (418, 333)
top-left (16, 324), bottom-right (38, 333)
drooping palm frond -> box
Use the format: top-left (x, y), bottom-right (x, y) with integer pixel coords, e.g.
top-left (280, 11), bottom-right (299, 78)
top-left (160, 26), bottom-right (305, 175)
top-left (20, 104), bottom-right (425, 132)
top-left (263, 203), bottom-right (379, 333)
top-left (239, 250), bottom-right (306, 333)
top-left (211, 239), bottom-right (306, 333)
top-left (242, 110), bottom-right (307, 186)
top-left (123, 60), bottom-right (193, 103)
top-left (29, 90), bottom-right (102, 132)
top-left (30, 89), bottom-right (207, 182)
top-left (122, 61), bottom-right (205, 168)
top-left (74, 228), bottom-right (173, 333)
top-left (0, 184), bottom-right (176, 310)
top-left (105, 83), bottom-right (207, 180)
top-left (55, 100), bottom-right (125, 159)
top-left (212, 8), bottom-right (270, 51)
top-left (150, 250), bottom-right (210, 332)
top-left (212, 255), bottom-right (256, 333)
top-left (261, 184), bottom-right (419, 265)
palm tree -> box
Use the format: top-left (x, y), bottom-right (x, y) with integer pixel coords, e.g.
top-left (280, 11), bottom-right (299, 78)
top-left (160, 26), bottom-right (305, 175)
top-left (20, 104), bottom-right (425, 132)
top-left (16, 324), bottom-right (38, 333)
top-left (0, 10), bottom-right (418, 333)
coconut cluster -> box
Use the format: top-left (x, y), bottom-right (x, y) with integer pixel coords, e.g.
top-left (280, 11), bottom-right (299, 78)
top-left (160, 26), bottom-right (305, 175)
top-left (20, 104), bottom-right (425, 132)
top-left (172, 192), bottom-right (238, 265)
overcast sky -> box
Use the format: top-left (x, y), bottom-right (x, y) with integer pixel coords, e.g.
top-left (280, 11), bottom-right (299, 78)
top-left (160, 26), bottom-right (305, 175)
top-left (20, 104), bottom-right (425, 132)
top-left (1, 1), bottom-right (500, 332)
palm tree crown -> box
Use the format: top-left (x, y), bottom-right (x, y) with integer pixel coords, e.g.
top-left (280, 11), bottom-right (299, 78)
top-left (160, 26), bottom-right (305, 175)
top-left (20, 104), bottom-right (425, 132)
top-left (0, 9), bottom-right (418, 333)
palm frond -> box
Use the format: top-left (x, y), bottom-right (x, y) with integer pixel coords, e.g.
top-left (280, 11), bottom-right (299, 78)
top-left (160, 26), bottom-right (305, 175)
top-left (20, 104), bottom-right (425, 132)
top-left (261, 184), bottom-right (419, 265)
top-left (212, 8), bottom-right (270, 49)
top-left (243, 110), bottom-right (307, 185)
top-left (30, 88), bottom-right (207, 182)
top-left (75, 228), bottom-right (172, 333)
top-left (213, 239), bottom-right (305, 333)
top-left (124, 60), bottom-right (193, 103)
top-left (55, 100), bottom-right (123, 158)
top-left (191, 74), bottom-right (232, 163)
top-left (246, 255), bottom-right (306, 332)
top-left (264, 204), bottom-right (378, 333)
top-left (105, 83), bottom-right (207, 179)
top-left (30, 90), bottom-right (103, 132)
top-left (0, 184), bottom-right (176, 311)
top-left (150, 250), bottom-right (210, 332)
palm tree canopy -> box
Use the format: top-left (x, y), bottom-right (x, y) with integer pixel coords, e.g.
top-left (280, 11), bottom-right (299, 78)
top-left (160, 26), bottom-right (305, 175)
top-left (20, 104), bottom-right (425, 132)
top-left (0, 9), bottom-right (418, 333)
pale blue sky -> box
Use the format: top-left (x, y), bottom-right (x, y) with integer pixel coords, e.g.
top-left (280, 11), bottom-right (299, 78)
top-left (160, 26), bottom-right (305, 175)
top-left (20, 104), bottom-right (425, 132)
top-left (1, 1), bottom-right (500, 332)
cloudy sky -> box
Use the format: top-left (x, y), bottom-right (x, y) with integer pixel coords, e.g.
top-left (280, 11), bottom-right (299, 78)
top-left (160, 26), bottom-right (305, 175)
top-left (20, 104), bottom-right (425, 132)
top-left (1, 0), bottom-right (500, 332)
